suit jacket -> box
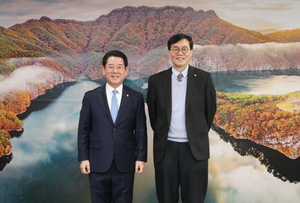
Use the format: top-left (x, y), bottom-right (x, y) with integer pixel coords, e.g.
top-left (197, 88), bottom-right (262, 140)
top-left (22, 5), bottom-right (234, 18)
top-left (78, 84), bottom-right (147, 173)
top-left (147, 65), bottom-right (216, 163)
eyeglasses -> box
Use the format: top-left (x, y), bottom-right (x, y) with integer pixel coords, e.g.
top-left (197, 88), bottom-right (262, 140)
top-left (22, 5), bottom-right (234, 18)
top-left (170, 46), bottom-right (190, 54)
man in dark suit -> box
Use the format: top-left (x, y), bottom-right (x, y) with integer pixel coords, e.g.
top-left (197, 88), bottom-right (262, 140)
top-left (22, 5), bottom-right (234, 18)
top-left (147, 34), bottom-right (216, 203)
top-left (78, 50), bottom-right (147, 203)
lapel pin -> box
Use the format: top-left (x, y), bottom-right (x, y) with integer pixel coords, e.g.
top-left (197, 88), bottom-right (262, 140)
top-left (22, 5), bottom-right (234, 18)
top-left (194, 74), bottom-right (197, 76)
top-left (127, 94), bottom-right (129, 97)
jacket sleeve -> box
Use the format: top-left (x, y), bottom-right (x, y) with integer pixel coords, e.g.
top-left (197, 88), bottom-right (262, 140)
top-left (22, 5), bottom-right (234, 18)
top-left (134, 93), bottom-right (148, 162)
top-left (146, 76), bottom-right (157, 130)
top-left (77, 92), bottom-right (92, 162)
top-left (205, 73), bottom-right (217, 129)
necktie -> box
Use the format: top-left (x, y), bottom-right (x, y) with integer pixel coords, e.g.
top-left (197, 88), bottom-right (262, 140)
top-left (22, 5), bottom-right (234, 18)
top-left (177, 73), bottom-right (183, 82)
top-left (111, 89), bottom-right (118, 122)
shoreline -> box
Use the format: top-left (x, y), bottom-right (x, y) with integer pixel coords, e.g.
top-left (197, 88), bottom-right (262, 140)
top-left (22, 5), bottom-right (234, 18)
top-left (212, 123), bottom-right (300, 183)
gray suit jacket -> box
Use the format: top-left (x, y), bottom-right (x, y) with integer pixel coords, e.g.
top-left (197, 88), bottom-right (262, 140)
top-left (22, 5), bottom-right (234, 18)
top-left (147, 66), bottom-right (216, 163)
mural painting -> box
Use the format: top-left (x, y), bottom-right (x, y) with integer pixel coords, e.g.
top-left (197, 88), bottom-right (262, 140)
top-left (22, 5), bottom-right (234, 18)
top-left (0, 1), bottom-right (299, 202)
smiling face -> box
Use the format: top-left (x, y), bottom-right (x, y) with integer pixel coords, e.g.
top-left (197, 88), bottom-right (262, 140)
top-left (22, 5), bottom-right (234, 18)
top-left (102, 56), bottom-right (128, 89)
top-left (168, 38), bottom-right (193, 72)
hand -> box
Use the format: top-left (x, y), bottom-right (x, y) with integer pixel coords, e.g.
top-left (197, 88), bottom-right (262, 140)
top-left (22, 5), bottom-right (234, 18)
top-left (135, 161), bottom-right (145, 174)
top-left (80, 160), bottom-right (90, 174)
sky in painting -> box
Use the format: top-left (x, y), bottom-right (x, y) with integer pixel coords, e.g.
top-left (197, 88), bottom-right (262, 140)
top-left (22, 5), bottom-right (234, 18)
top-left (0, 0), bottom-right (299, 31)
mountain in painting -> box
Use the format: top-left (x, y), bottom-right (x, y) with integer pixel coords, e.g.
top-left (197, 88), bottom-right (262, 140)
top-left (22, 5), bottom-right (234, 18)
top-left (0, 6), bottom-right (299, 77)
top-left (266, 29), bottom-right (300, 43)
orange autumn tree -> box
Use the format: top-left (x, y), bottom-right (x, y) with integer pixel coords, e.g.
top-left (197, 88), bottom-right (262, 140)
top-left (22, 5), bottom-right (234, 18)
top-left (0, 91), bottom-right (30, 157)
top-left (214, 91), bottom-right (300, 159)
top-left (0, 130), bottom-right (12, 157)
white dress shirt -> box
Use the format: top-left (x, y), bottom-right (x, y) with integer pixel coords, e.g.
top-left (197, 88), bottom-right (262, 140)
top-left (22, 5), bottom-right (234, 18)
top-left (105, 83), bottom-right (123, 110)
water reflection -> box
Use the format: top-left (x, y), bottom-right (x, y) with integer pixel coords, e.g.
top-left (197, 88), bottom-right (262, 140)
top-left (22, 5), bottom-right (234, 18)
top-left (1, 70), bottom-right (300, 203)
top-left (212, 124), bottom-right (300, 183)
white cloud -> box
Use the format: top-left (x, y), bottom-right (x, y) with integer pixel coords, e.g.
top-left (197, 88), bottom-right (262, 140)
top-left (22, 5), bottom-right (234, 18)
top-left (9, 80), bottom-right (99, 168)
top-left (209, 130), bottom-right (300, 203)
top-left (194, 42), bottom-right (300, 55)
top-left (0, 64), bottom-right (62, 95)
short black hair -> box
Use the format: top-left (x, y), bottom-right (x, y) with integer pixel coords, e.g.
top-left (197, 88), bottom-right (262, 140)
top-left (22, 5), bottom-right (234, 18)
top-left (102, 50), bottom-right (128, 67)
top-left (167, 33), bottom-right (193, 50)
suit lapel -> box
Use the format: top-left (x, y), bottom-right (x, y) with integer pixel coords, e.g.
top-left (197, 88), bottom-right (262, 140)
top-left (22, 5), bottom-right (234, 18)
top-left (163, 68), bottom-right (172, 123)
top-left (115, 86), bottom-right (130, 124)
top-left (96, 84), bottom-right (114, 123)
top-left (186, 66), bottom-right (197, 111)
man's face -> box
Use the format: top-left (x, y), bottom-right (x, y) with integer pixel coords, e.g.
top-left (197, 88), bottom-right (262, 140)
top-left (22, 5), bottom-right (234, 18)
top-left (102, 56), bottom-right (128, 88)
top-left (168, 38), bottom-right (193, 71)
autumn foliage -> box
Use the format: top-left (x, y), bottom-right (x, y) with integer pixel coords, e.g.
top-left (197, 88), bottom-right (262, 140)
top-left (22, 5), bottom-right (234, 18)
top-left (1, 6), bottom-right (300, 159)
top-left (0, 130), bottom-right (12, 157)
top-left (0, 92), bottom-right (31, 157)
top-left (214, 91), bottom-right (300, 159)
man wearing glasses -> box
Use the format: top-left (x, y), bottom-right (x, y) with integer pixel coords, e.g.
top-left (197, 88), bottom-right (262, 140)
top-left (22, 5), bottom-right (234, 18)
top-left (147, 33), bottom-right (216, 203)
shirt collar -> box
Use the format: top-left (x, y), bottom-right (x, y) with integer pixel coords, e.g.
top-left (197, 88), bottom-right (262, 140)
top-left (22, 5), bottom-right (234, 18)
top-left (172, 65), bottom-right (189, 78)
top-left (106, 83), bottom-right (123, 94)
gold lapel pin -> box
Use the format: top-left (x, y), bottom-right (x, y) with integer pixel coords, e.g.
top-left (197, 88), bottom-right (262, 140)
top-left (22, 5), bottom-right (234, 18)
top-left (194, 74), bottom-right (197, 77)
top-left (126, 94), bottom-right (129, 97)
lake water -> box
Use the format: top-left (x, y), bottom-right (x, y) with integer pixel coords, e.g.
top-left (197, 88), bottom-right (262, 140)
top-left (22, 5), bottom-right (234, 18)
top-left (0, 70), bottom-right (300, 203)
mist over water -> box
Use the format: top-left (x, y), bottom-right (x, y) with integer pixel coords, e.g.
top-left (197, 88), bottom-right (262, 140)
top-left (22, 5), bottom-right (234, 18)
top-left (0, 80), bottom-right (99, 203)
top-left (211, 70), bottom-right (300, 94)
top-left (0, 70), bottom-right (300, 203)
top-left (0, 65), bottom-right (64, 95)
top-left (11, 81), bottom-right (98, 167)
top-left (235, 75), bottom-right (300, 95)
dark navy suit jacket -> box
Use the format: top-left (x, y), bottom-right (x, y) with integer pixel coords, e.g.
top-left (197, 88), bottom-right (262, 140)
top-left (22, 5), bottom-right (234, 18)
top-left (78, 84), bottom-right (147, 173)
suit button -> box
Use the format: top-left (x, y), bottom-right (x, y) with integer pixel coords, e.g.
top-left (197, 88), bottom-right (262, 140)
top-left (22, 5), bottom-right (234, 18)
top-left (113, 128), bottom-right (116, 131)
